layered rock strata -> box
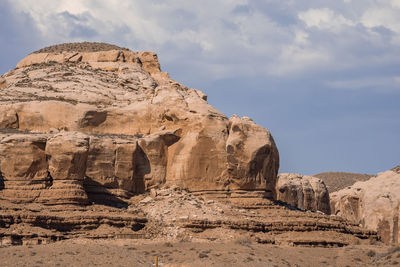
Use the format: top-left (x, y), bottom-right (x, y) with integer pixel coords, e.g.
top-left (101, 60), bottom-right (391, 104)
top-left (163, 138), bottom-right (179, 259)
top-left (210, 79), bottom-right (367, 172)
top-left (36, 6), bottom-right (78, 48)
top-left (0, 43), bottom-right (279, 205)
top-left (0, 188), bottom-right (377, 247)
top-left (0, 134), bottom-right (49, 203)
top-left (0, 43), bottom-right (380, 247)
top-left (0, 130), bottom-right (180, 205)
top-left (330, 169), bottom-right (400, 244)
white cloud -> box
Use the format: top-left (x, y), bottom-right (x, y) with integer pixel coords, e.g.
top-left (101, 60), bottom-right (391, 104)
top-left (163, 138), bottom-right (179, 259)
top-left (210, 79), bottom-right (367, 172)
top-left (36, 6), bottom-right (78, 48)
top-left (394, 76), bottom-right (400, 86)
top-left (6, 0), bottom-right (400, 90)
top-left (361, 6), bottom-right (400, 34)
top-left (294, 30), bottom-right (309, 45)
top-left (298, 8), bottom-right (354, 31)
top-left (270, 46), bottom-right (331, 76)
top-left (327, 76), bottom-right (400, 91)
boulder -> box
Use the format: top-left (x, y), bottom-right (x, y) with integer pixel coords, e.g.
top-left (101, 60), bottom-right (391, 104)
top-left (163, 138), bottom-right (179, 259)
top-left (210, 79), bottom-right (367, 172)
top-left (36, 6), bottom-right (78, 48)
top-left (276, 173), bottom-right (330, 214)
top-left (85, 135), bottom-right (138, 203)
top-left (330, 169), bottom-right (400, 244)
top-left (39, 132), bottom-right (89, 205)
top-left (0, 108), bottom-right (18, 129)
top-left (226, 115), bottom-right (279, 196)
top-left (45, 132), bottom-right (89, 180)
top-left (137, 51), bottom-right (161, 74)
top-left (0, 76), bottom-right (6, 89)
top-left (165, 115), bottom-right (230, 191)
top-left (137, 130), bottom-right (180, 190)
top-left (0, 134), bottom-right (49, 202)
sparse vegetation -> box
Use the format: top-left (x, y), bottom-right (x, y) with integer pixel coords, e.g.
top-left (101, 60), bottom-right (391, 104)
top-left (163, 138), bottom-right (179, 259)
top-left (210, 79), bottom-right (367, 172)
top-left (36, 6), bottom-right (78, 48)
top-left (392, 166), bottom-right (400, 174)
top-left (164, 242), bottom-right (173, 247)
top-left (234, 236), bottom-right (252, 246)
top-left (246, 256), bottom-right (254, 262)
top-left (33, 42), bottom-right (129, 54)
top-left (367, 250), bottom-right (376, 257)
top-left (198, 252), bottom-right (209, 258)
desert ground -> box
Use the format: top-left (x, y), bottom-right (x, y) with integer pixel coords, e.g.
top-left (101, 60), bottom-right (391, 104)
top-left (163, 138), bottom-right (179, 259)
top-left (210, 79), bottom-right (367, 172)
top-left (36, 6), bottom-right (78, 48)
top-left (1, 238), bottom-right (399, 267)
top-left (1, 42), bottom-right (399, 267)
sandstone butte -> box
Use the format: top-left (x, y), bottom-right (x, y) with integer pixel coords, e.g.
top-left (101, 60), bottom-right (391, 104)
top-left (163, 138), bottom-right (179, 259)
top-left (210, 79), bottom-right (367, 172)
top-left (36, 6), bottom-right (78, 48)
top-left (0, 42), bottom-right (280, 203)
top-left (0, 43), bottom-right (379, 246)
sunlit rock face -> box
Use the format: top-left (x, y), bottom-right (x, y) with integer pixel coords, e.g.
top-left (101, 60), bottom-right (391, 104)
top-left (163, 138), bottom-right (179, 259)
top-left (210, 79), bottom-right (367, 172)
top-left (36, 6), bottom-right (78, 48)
top-left (330, 169), bottom-right (400, 244)
top-left (0, 42), bottom-right (279, 205)
top-left (276, 173), bottom-right (330, 214)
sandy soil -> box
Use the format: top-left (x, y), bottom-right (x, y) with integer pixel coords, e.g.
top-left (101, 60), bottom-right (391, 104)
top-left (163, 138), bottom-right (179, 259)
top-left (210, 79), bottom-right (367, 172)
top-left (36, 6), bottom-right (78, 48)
top-left (0, 238), bottom-right (399, 267)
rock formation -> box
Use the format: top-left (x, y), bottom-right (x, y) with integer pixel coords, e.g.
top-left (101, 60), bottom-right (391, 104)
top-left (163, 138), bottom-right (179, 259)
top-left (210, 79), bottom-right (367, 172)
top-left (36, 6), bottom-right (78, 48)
top-left (276, 173), bottom-right (330, 214)
top-left (330, 169), bottom-right (400, 244)
top-left (0, 42), bottom-right (279, 205)
top-left (0, 43), bottom-right (380, 247)
top-left (0, 134), bottom-right (49, 203)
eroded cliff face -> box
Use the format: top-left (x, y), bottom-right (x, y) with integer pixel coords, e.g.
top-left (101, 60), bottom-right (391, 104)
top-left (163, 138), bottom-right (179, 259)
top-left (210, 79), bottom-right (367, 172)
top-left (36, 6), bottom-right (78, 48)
top-left (0, 43), bottom-right (279, 205)
top-left (276, 173), bottom-right (330, 214)
top-left (0, 43), bottom-right (380, 247)
top-left (330, 169), bottom-right (400, 244)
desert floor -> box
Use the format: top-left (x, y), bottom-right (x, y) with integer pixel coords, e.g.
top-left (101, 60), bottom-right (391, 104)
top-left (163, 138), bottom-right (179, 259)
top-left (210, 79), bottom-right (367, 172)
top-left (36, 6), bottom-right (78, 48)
top-left (1, 239), bottom-right (399, 267)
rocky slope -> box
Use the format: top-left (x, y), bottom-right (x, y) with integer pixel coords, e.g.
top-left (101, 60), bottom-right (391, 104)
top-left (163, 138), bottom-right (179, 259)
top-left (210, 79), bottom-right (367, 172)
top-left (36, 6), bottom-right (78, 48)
top-left (0, 187), bottom-right (377, 247)
top-left (0, 42), bottom-right (379, 247)
top-left (330, 168), bottom-right (400, 244)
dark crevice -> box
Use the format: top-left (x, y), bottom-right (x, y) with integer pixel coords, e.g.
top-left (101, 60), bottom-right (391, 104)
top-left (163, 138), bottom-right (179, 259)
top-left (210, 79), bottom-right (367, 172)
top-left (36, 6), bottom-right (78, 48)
top-left (83, 177), bottom-right (128, 208)
top-left (131, 223), bottom-right (145, 232)
top-left (15, 112), bottom-right (19, 129)
top-left (133, 145), bottom-right (150, 194)
top-left (46, 171), bottom-right (53, 188)
top-left (0, 170), bottom-right (4, 190)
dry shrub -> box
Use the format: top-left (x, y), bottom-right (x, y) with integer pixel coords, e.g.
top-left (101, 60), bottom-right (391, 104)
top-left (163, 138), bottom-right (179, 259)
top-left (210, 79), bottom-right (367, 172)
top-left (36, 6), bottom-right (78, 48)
top-left (234, 236), bottom-right (252, 246)
top-left (367, 250), bottom-right (376, 257)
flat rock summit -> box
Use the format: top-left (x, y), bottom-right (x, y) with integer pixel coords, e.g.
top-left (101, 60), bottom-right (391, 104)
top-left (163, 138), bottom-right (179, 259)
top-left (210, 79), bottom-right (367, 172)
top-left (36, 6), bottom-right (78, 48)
top-left (0, 43), bottom-right (392, 252)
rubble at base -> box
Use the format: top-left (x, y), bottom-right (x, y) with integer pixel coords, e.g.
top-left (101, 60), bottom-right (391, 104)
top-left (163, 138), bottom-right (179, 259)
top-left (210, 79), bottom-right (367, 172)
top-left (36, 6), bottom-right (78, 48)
top-left (0, 186), bottom-right (377, 247)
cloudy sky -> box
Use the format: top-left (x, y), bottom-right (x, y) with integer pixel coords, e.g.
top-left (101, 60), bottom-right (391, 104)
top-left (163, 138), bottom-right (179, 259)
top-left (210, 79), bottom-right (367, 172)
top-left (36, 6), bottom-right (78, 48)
top-left (1, 0), bottom-right (399, 174)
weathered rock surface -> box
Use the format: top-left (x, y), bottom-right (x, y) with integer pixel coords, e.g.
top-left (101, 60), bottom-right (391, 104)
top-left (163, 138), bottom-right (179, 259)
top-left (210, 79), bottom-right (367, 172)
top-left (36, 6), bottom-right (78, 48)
top-left (0, 187), bottom-right (377, 247)
top-left (0, 43), bottom-right (378, 248)
top-left (0, 134), bottom-right (49, 203)
top-left (0, 76), bottom-right (6, 89)
top-left (39, 132), bottom-right (90, 205)
top-left (85, 135), bottom-right (138, 202)
top-left (0, 131), bottom-right (180, 205)
top-left (0, 42), bottom-right (279, 204)
top-left (276, 173), bottom-right (330, 214)
top-left (226, 115), bottom-right (279, 196)
top-left (330, 169), bottom-right (400, 244)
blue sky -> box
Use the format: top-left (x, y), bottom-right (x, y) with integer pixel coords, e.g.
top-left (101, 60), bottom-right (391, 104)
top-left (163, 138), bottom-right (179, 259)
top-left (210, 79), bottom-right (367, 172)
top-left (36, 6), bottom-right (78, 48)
top-left (1, 0), bottom-right (399, 174)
